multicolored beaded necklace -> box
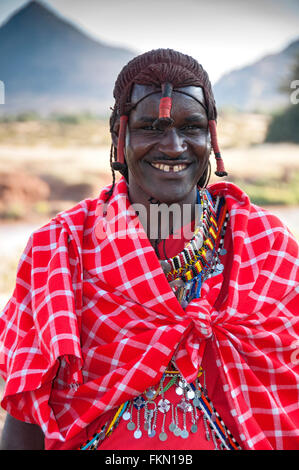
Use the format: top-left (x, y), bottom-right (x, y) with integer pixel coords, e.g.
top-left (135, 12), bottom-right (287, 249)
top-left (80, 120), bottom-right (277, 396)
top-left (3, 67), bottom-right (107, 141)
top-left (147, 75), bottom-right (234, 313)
top-left (159, 188), bottom-right (229, 307)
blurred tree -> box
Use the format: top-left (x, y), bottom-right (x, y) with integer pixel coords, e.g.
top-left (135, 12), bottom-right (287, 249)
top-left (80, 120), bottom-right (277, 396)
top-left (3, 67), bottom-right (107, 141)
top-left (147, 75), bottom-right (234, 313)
top-left (265, 54), bottom-right (299, 143)
top-left (16, 111), bottom-right (41, 122)
top-left (265, 105), bottom-right (299, 143)
top-left (279, 53), bottom-right (299, 95)
top-left (49, 112), bottom-right (98, 124)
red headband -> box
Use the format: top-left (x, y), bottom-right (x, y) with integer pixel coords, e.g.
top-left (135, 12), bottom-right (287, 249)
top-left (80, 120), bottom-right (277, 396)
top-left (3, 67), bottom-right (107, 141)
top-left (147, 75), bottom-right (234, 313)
top-left (152, 83), bottom-right (174, 130)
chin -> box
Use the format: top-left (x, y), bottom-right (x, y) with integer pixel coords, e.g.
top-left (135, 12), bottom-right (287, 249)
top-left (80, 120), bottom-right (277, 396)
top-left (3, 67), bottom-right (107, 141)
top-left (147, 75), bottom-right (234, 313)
top-left (149, 185), bottom-right (196, 205)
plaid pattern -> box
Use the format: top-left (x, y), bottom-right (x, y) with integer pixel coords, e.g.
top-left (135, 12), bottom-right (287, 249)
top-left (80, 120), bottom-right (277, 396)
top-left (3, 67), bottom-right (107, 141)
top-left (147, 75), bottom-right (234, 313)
top-left (0, 178), bottom-right (298, 449)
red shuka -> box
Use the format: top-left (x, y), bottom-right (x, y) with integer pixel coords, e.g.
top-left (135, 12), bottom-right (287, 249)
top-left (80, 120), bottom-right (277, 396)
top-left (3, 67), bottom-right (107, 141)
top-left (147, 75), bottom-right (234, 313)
top-left (0, 178), bottom-right (298, 450)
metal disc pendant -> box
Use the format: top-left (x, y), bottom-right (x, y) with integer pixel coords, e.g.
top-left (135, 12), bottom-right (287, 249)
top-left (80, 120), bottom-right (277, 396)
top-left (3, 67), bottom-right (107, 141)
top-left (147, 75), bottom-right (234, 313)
top-left (158, 398), bottom-right (170, 413)
top-left (174, 427), bottom-right (181, 437)
top-left (219, 248), bottom-right (227, 255)
top-left (159, 432), bottom-right (168, 442)
top-left (160, 260), bottom-right (171, 274)
top-left (133, 396), bottom-right (145, 409)
top-left (216, 263), bottom-right (224, 273)
top-left (193, 397), bottom-right (200, 407)
top-left (122, 411), bottom-right (131, 421)
top-left (175, 386), bottom-right (183, 396)
top-left (194, 233), bottom-right (203, 250)
top-left (187, 389), bottom-right (195, 399)
top-left (181, 429), bottom-right (189, 439)
top-left (127, 421), bottom-right (135, 431)
top-left (169, 422), bottom-right (176, 432)
top-left (134, 429), bottom-right (142, 439)
top-left (181, 299), bottom-right (188, 308)
top-left (148, 430), bottom-right (156, 438)
top-left (145, 387), bottom-right (156, 400)
top-left (169, 278), bottom-right (185, 295)
top-left (178, 399), bottom-right (192, 413)
top-left (191, 424), bottom-right (198, 433)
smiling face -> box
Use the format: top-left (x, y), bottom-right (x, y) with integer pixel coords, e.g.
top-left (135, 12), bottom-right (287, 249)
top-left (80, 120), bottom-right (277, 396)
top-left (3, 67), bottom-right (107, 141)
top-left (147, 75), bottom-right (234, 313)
top-left (124, 84), bottom-right (211, 207)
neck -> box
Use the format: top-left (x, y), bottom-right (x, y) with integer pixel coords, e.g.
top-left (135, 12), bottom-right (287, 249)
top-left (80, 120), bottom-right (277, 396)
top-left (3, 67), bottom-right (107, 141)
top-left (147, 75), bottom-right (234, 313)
top-left (128, 182), bottom-right (198, 247)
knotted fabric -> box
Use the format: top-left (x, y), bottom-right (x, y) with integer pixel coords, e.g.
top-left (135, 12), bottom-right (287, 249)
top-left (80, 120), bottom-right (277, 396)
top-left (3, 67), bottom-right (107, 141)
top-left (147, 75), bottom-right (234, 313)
top-left (0, 178), bottom-right (298, 450)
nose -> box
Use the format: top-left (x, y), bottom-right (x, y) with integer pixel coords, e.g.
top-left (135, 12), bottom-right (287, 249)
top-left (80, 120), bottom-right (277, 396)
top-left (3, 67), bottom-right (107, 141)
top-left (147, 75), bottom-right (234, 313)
top-left (157, 128), bottom-right (187, 159)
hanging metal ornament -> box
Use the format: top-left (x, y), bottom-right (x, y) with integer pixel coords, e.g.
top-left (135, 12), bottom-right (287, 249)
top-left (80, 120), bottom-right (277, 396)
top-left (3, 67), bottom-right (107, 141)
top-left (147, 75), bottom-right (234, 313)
top-left (133, 396), bottom-right (145, 409)
top-left (158, 398), bottom-right (170, 413)
top-left (145, 386), bottom-right (156, 400)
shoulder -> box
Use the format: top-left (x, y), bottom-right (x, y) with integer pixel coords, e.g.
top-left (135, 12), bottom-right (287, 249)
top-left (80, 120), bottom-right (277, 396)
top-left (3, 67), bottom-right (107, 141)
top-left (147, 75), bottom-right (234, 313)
top-left (209, 180), bottom-right (289, 230)
top-left (209, 181), bottom-right (298, 254)
top-left (247, 203), bottom-right (290, 236)
top-left (247, 203), bottom-right (299, 258)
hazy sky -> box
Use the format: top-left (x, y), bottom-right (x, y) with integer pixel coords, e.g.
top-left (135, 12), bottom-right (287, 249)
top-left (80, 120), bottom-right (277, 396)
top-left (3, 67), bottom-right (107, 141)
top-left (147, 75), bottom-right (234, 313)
top-left (0, 0), bottom-right (298, 82)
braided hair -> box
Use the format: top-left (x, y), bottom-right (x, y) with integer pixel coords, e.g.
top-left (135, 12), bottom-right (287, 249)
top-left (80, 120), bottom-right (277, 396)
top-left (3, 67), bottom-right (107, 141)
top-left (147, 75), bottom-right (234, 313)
top-left (106, 48), bottom-right (226, 201)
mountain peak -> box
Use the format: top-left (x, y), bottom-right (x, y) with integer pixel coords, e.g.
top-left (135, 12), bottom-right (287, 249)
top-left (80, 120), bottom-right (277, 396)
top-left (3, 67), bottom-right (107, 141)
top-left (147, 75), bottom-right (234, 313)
top-left (0, 0), bottom-right (66, 36)
top-left (0, 0), bottom-right (135, 115)
top-left (6, 0), bottom-right (59, 23)
top-left (22, 1), bottom-right (50, 11)
top-left (214, 37), bottom-right (299, 112)
top-left (0, 0), bottom-right (100, 48)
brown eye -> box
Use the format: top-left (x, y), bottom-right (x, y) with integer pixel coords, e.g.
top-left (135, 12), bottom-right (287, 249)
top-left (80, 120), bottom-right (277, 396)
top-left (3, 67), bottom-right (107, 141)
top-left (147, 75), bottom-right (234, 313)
top-left (181, 125), bottom-right (201, 132)
top-left (140, 125), bottom-right (163, 133)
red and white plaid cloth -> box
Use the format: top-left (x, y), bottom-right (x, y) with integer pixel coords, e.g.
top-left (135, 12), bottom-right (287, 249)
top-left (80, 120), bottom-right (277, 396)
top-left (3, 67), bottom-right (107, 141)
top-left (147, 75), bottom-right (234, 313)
top-left (0, 178), bottom-right (298, 450)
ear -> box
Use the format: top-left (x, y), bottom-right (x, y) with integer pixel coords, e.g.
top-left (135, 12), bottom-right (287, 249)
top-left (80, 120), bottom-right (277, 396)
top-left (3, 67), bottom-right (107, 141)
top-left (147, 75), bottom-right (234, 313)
top-left (110, 117), bottom-right (120, 150)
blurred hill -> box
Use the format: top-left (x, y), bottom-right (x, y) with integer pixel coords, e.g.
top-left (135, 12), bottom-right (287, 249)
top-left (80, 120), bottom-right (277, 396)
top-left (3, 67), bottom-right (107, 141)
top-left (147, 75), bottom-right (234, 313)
top-left (214, 38), bottom-right (299, 112)
top-left (0, 0), bottom-right (136, 115)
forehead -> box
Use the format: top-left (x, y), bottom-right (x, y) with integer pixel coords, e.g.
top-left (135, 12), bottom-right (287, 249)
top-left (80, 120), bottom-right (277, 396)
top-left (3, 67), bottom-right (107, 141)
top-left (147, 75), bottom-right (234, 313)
top-left (130, 84), bottom-right (207, 118)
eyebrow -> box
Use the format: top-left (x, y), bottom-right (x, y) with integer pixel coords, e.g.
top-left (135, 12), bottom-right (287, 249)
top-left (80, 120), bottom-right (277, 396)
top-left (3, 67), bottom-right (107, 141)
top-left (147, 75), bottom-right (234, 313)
top-left (184, 114), bottom-right (207, 123)
top-left (136, 116), bottom-right (156, 123)
top-left (136, 113), bottom-right (206, 124)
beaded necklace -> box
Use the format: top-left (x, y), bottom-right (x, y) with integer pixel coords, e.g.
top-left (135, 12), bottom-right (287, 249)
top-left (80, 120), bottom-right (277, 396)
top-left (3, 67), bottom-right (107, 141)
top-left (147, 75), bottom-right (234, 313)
top-left (159, 189), bottom-right (229, 308)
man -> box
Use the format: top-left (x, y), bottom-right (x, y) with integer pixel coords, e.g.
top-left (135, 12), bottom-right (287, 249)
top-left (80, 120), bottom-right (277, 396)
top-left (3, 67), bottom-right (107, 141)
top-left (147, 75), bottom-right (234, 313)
top-left (0, 49), bottom-right (298, 450)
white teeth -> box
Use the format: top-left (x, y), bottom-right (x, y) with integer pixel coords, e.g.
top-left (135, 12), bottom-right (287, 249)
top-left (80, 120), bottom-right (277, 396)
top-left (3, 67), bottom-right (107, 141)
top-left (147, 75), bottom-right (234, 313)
top-left (151, 163), bottom-right (187, 172)
top-left (173, 165), bottom-right (186, 172)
